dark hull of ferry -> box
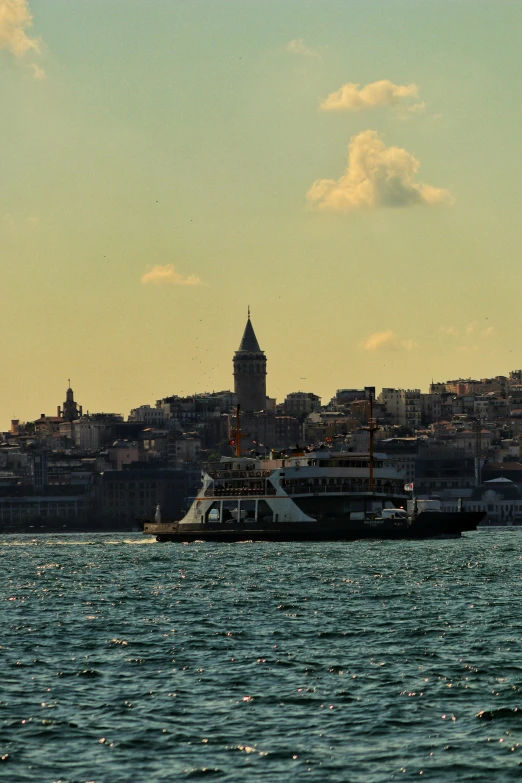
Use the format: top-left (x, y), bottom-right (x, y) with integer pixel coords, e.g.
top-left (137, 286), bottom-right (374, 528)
top-left (147, 511), bottom-right (484, 542)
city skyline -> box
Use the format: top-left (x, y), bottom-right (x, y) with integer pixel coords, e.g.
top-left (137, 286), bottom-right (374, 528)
top-left (2, 1), bottom-right (522, 426)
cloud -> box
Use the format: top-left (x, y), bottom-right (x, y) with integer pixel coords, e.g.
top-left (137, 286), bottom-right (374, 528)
top-left (438, 326), bottom-right (458, 336)
top-left (0, 0), bottom-right (40, 57)
top-left (320, 80), bottom-right (420, 112)
top-left (407, 101), bottom-right (427, 114)
top-left (140, 264), bottom-right (202, 287)
top-left (307, 130), bottom-right (454, 212)
top-left (31, 62), bottom-right (44, 79)
top-left (456, 345), bottom-right (479, 354)
top-left (363, 330), bottom-right (417, 352)
top-left (286, 39), bottom-right (320, 59)
top-left (439, 323), bottom-right (494, 341)
top-left (364, 330), bottom-right (395, 351)
top-left (140, 264), bottom-right (203, 285)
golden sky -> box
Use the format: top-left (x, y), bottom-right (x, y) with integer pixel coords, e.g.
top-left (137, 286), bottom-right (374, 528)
top-left (1, 1), bottom-right (521, 426)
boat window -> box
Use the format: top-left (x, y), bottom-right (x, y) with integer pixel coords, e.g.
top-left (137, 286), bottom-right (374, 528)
top-left (257, 499), bottom-right (274, 523)
top-left (240, 499), bottom-right (256, 521)
top-left (205, 502), bottom-right (221, 524)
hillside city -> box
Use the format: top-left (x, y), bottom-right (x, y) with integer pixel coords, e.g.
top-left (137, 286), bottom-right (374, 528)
top-left (1, 316), bottom-right (522, 531)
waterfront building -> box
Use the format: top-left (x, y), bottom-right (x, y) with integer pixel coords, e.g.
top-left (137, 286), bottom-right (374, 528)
top-left (98, 466), bottom-right (199, 525)
top-left (439, 478), bottom-right (522, 526)
top-left (414, 444), bottom-right (475, 494)
top-left (0, 494), bottom-right (91, 530)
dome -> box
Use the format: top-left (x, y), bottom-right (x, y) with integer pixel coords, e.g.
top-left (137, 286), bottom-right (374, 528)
top-left (470, 478), bottom-right (522, 501)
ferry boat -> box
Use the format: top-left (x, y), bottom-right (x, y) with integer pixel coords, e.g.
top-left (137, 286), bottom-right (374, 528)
top-left (142, 451), bottom-right (483, 541)
top-left (142, 402), bottom-right (484, 542)
top-left (141, 401), bottom-right (484, 541)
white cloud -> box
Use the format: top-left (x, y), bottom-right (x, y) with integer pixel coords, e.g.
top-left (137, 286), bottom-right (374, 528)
top-left (320, 80), bottom-right (419, 112)
top-left (0, 0), bottom-right (39, 57)
top-left (363, 330), bottom-right (417, 352)
top-left (140, 264), bottom-right (202, 287)
top-left (286, 39), bottom-right (320, 59)
top-left (307, 130), bottom-right (454, 212)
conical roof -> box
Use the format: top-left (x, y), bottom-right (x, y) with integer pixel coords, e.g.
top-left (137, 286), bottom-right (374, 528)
top-left (238, 317), bottom-right (262, 352)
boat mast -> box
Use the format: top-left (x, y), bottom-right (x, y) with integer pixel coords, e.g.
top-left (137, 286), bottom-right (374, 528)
top-left (365, 393), bottom-right (379, 491)
top-left (235, 404), bottom-right (242, 457)
top-left (229, 404), bottom-right (250, 458)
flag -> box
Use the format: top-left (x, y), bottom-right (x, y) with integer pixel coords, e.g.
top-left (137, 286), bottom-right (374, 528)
top-left (404, 483), bottom-right (414, 492)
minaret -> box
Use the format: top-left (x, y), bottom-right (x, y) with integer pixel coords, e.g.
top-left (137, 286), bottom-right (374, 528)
top-left (233, 310), bottom-right (267, 412)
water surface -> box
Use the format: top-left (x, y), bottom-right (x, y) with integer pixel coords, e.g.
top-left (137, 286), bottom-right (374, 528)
top-left (2, 530), bottom-right (522, 782)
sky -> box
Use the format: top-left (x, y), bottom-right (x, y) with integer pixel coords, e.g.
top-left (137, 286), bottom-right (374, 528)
top-left (1, 0), bottom-right (522, 427)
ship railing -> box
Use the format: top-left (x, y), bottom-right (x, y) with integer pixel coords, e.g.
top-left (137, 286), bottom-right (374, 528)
top-left (280, 482), bottom-right (402, 496)
top-left (206, 469), bottom-right (272, 480)
top-left (203, 483), bottom-right (277, 497)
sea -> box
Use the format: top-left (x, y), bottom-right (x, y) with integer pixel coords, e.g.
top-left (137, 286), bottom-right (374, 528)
top-left (2, 530), bottom-right (522, 783)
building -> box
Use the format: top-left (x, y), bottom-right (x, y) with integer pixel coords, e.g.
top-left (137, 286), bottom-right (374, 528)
top-left (231, 412), bottom-right (301, 452)
top-left (97, 466), bottom-right (199, 525)
top-left (0, 494), bottom-right (93, 530)
top-left (71, 413), bottom-right (124, 451)
top-left (60, 384), bottom-right (82, 422)
top-left (283, 392), bottom-right (321, 417)
top-left (128, 405), bottom-right (168, 427)
top-left (378, 388), bottom-right (422, 430)
top-left (414, 445), bottom-right (476, 495)
top-left (233, 312), bottom-right (267, 412)
top-left (34, 413), bottom-right (63, 439)
top-left (420, 393), bottom-right (442, 425)
top-left (334, 388), bottom-right (375, 407)
top-left (378, 438), bottom-right (419, 484)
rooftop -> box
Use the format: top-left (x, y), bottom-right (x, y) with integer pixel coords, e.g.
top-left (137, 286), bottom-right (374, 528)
top-left (237, 317), bottom-right (262, 353)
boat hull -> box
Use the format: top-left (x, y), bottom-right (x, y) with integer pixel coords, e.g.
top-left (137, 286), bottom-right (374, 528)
top-left (141, 511), bottom-right (485, 542)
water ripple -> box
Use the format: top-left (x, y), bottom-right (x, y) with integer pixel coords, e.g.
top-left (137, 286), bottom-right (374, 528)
top-left (2, 530), bottom-right (522, 781)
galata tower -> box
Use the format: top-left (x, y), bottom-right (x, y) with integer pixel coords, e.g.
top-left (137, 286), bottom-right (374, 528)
top-left (233, 311), bottom-right (267, 412)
